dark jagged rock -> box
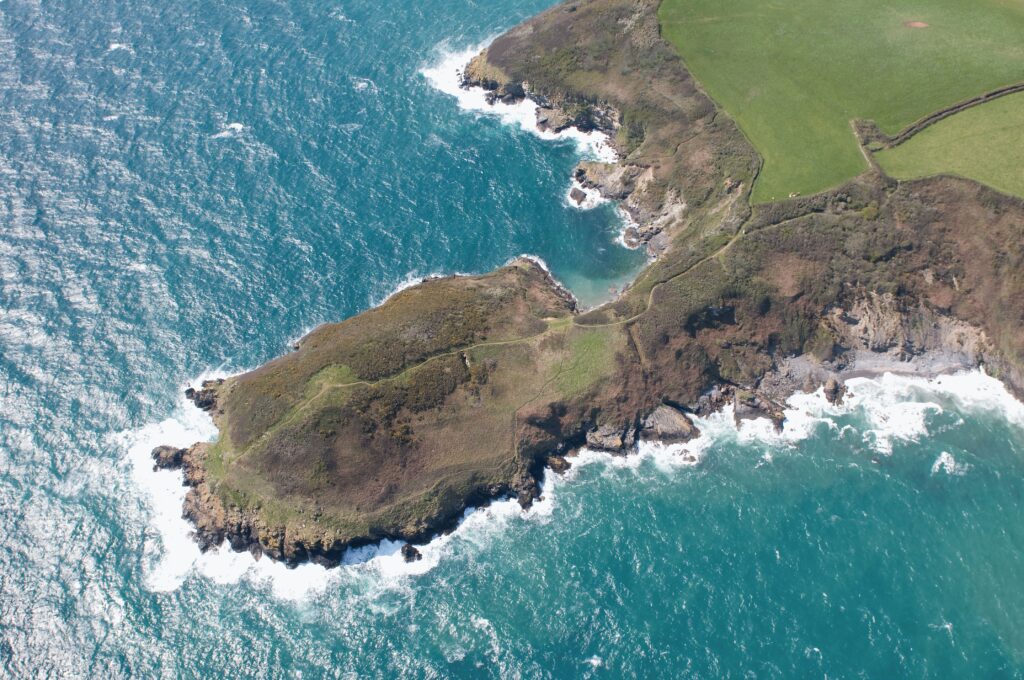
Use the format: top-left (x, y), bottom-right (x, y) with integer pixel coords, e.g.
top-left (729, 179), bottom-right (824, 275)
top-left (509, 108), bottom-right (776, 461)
top-left (546, 455), bottom-right (572, 474)
top-left (401, 544), bottom-right (423, 563)
top-left (151, 445), bottom-right (185, 471)
top-left (185, 379), bottom-right (222, 412)
top-left (823, 376), bottom-right (846, 404)
top-left (569, 187), bottom-right (587, 205)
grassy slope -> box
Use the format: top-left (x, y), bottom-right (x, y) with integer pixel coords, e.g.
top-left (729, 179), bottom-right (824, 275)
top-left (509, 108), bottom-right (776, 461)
top-left (221, 262), bottom-right (569, 449)
top-left (659, 0), bottom-right (1024, 202)
top-left (877, 92), bottom-right (1024, 198)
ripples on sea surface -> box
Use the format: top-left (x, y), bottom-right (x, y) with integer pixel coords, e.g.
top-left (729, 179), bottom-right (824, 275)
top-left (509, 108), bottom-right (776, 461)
top-left (1, 0), bottom-right (1024, 677)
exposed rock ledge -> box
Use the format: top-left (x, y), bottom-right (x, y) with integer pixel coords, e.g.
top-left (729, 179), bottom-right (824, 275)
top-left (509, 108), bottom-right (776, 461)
top-left (153, 290), bottom-right (1011, 568)
top-left (460, 52), bottom-right (687, 253)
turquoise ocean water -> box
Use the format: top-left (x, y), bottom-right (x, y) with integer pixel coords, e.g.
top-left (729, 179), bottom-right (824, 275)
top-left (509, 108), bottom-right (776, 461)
top-left (2, 0), bottom-right (1024, 676)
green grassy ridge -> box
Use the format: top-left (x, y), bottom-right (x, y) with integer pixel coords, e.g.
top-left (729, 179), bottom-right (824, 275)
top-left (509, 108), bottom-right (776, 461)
top-left (658, 0), bottom-right (1024, 202)
top-left (211, 303), bottom-right (630, 540)
top-left (877, 92), bottom-right (1024, 198)
top-left (221, 262), bottom-right (571, 449)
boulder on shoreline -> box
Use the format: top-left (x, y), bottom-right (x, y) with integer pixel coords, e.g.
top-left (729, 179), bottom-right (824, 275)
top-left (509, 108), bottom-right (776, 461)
top-left (823, 376), bottom-right (846, 404)
top-left (585, 422), bottom-right (636, 452)
top-left (546, 455), bottom-right (572, 474)
top-left (733, 391), bottom-right (786, 431)
top-left (641, 405), bottom-right (700, 444)
top-left (401, 544), bottom-right (423, 563)
top-left (151, 445), bottom-right (185, 471)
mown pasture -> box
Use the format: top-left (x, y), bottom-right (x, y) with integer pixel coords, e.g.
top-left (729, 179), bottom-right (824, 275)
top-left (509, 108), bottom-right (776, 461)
top-left (877, 92), bottom-right (1024, 199)
top-left (658, 0), bottom-right (1024, 202)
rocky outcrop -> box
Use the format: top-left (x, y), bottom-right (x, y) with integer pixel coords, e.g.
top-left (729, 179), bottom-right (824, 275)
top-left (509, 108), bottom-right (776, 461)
top-left (585, 421), bottom-right (636, 452)
top-left (640, 405), bottom-right (700, 443)
top-left (573, 163), bottom-right (687, 252)
top-left (401, 544), bottom-right (423, 563)
top-left (185, 379), bottom-right (223, 413)
top-left (461, 47), bottom-right (693, 254)
top-left (823, 376), bottom-right (846, 405)
top-left (151, 445), bottom-right (185, 470)
top-left (826, 294), bottom-right (989, 361)
top-left (546, 455), bottom-right (572, 474)
top-left (733, 391), bottom-right (786, 431)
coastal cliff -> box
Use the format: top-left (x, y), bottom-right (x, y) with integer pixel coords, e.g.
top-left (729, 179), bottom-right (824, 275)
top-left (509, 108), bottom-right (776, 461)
top-left (158, 0), bottom-right (1024, 566)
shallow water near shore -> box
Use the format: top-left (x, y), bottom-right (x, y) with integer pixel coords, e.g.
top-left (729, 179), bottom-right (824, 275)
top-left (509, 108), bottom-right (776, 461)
top-left (2, 0), bottom-right (1024, 676)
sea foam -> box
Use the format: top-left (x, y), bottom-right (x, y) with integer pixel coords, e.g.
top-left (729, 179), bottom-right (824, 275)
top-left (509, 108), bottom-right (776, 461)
top-left (121, 364), bottom-right (1019, 601)
top-left (789, 369), bottom-right (1023, 456)
top-left (571, 368), bottom-right (1022, 478)
top-left (729, 368), bottom-right (1023, 461)
top-left (119, 372), bottom-right (558, 601)
top-left (370, 267), bottom-right (475, 307)
top-left (420, 43), bottom-right (618, 163)
top-left (210, 122), bottom-right (244, 139)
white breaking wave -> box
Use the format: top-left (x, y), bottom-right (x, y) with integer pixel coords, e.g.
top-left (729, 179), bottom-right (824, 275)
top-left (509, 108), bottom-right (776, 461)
top-left (614, 206), bottom-right (641, 250)
top-left (787, 369), bottom-right (1022, 456)
top-left (571, 368), bottom-right (1021, 480)
top-left (350, 77), bottom-right (378, 94)
top-left (569, 436), bottom-right (708, 478)
top-left (512, 253), bottom-right (552, 273)
top-left (120, 361), bottom-right (1018, 602)
top-left (420, 43), bottom-right (618, 163)
top-left (719, 368), bottom-right (1022, 462)
top-left (370, 256), bottom-right (577, 310)
top-left (370, 268), bottom-right (474, 307)
top-left (931, 451), bottom-right (970, 476)
top-left (119, 372), bottom-right (558, 601)
top-left (371, 270), bottom-right (439, 307)
top-left (210, 122), bottom-right (244, 139)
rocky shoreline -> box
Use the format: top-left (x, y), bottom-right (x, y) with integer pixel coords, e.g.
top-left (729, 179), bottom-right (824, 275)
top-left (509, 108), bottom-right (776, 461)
top-left (150, 440), bottom-right (542, 568)
top-left (149, 52), bottom-right (684, 566)
top-left (459, 53), bottom-right (683, 253)
top-left (153, 292), bottom-right (1003, 568)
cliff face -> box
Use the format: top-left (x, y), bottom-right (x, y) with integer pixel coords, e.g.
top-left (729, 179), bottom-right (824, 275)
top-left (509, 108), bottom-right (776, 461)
top-left (157, 0), bottom-right (1024, 566)
top-left (462, 0), bottom-right (758, 255)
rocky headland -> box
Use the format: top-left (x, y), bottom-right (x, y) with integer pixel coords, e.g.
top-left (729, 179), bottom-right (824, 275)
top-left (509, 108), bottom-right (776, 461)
top-left (156, 0), bottom-right (1024, 567)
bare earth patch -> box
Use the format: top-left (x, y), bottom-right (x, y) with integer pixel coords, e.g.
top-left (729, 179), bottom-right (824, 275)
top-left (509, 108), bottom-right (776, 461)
top-left (904, 21), bottom-right (929, 28)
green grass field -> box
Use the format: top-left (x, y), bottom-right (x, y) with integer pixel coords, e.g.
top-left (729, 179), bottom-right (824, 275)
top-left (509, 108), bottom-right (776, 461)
top-left (658, 0), bottom-right (1024, 203)
top-left (877, 92), bottom-right (1024, 198)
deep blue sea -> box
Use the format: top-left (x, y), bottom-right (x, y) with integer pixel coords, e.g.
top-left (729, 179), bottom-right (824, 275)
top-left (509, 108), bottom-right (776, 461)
top-left (2, 0), bottom-right (1024, 677)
